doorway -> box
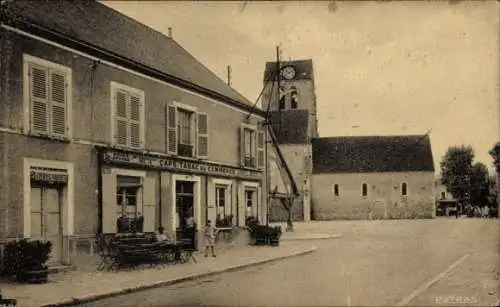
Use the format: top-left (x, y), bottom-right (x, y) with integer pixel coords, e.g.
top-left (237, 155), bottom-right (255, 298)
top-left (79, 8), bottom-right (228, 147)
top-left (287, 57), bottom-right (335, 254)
top-left (175, 181), bottom-right (194, 231)
top-left (30, 182), bottom-right (63, 265)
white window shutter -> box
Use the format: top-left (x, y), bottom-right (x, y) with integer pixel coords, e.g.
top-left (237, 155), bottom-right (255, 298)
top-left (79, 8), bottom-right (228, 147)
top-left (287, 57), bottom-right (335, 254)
top-left (166, 104), bottom-right (178, 154)
top-left (239, 126), bottom-right (245, 166)
top-left (197, 112), bottom-right (209, 159)
top-left (102, 170), bottom-right (117, 233)
top-left (115, 90), bottom-right (128, 146)
top-left (257, 130), bottom-right (265, 169)
top-left (49, 70), bottom-right (67, 137)
top-left (142, 177), bottom-right (157, 233)
top-left (129, 94), bottom-right (141, 148)
top-left (30, 65), bottom-right (49, 134)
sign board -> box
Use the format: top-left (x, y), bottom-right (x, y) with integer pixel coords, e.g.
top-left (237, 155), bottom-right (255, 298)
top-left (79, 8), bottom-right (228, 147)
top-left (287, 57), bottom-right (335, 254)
top-left (30, 167), bottom-right (68, 184)
top-left (101, 148), bottom-right (262, 180)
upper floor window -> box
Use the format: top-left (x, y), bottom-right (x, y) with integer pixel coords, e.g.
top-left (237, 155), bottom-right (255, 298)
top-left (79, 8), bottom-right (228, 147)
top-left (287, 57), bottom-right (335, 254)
top-left (401, 182), bottom-right (408, 196)
top-left (166, 102), bottom-right (208, 159)
top-left (333, 184), bottom-right (339, 197)
top-left (441, 191), bottom-right (446, 199)
top-left (362, 183), bottom-right (368, 197)
top-left (111, 82), bottom-right (145, 149)
top-left (23, 54), bottom-right (72, 139)
top-left (240, 123), bottom-right (264, 169)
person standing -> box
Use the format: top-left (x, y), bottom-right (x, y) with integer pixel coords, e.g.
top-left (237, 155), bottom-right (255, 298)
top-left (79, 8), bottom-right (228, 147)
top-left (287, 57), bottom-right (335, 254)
top-left (185, 212), bottom-right (197, 249)
top-left (204, 220), bottom-right (218, 257)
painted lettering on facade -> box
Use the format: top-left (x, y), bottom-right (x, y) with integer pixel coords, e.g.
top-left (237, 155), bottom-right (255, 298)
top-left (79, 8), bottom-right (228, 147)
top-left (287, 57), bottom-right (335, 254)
top-left (101, 149), bottom-right (260, 179)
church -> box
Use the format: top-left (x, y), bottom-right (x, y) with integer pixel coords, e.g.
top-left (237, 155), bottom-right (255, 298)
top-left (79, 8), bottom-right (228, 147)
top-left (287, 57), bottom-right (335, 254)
top-left (264, 59), bottom-right (436, 221)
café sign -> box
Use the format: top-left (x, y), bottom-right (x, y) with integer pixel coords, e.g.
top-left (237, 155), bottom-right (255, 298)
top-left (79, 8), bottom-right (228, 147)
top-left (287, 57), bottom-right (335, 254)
top-left (30, 167), bottom-right (68, 184)
top-left (101, 149), bottom-right (262, 179)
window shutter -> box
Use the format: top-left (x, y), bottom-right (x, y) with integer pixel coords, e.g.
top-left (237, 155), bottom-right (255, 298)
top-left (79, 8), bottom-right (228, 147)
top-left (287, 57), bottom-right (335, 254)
top-left (102, 170), bottom-right (117, 233)
top-left (166, 104), bottom-right (178, 154)
top-left (197, 112), bottom-right (209, 159)
top-left (129, 94), bottom-right (141, 148)
top-left (239, 126), bottom-right (245, 166)
top-left (115, 90), bottom-right (128, 146)
top-left (30, 65), bottom-right (49, 134)
top-left (49, 70), bottom-right (67, 137)
top-left (142, 177), bottom-right (157, 232)
top-left (257, 130), bottom-right (265, 169)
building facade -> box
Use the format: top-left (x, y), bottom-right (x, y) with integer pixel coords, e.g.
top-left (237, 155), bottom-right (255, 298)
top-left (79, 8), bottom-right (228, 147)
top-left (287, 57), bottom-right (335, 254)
top-left (0, 1), bottom-right (270, 265)
top-left (263, 58), bottom-right (436, 221)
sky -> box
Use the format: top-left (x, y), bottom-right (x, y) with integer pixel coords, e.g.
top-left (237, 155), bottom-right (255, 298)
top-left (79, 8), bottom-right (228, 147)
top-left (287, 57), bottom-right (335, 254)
top-left (104, 1), bottom-right (499, 174)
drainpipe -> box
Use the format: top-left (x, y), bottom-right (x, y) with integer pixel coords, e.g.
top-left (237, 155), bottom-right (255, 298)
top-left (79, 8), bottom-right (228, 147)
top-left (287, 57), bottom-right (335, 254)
top-left (96, 147), bottom-right (103, 234)
top-left (158, 170), bottom-right (162, 229)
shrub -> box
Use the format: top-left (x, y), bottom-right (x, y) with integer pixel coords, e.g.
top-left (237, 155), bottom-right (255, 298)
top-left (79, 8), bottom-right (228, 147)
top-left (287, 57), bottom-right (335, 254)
top-left (2, 239), bottom-right (52, 276)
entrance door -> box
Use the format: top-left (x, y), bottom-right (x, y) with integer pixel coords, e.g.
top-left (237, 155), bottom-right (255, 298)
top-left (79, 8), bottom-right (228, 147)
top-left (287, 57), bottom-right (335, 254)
top-left (175, 181), bottom-right (194, 232)
top-left (30, 184), bottom-right (63, 264)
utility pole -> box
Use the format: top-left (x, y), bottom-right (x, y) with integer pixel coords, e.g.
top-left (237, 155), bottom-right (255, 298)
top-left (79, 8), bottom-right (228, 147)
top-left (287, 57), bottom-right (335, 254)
top-left (265, 45), bottom-right (281, 226)
top-left (227, 65), bottom-right (232, 86)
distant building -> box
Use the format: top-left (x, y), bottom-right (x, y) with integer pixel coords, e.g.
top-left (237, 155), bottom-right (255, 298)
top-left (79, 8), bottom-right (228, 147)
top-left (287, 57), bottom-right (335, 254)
top-left (263, 59), bottom-right (436, 221)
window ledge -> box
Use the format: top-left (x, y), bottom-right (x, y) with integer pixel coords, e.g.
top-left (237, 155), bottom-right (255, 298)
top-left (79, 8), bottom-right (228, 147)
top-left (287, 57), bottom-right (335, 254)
top-left (28, 132), bottom-right (71, 143)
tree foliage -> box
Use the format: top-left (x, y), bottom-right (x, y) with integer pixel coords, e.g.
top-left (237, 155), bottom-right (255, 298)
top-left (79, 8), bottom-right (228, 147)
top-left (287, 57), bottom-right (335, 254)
top-left (440, 145), bottom-right (474, 202)
top-left (489, 142), bottom-right (500, 174)
top-left (470, 162), bottom-right (490, 206)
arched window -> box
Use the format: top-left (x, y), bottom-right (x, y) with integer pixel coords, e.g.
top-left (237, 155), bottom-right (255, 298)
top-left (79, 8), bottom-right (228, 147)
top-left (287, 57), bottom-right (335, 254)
top-left (290, 86), bottom-right (298, 109)
top-left (401, 182), bottom-right (408, 196)
top-left (361, 183), bottom-right (368, 197)
top-left (278, 85), bottom-right (286, 110)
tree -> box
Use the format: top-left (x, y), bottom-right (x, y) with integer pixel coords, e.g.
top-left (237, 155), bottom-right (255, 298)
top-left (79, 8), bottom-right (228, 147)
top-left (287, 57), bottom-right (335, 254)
top-left (469, 162), bottom-right (490, 206)
top-left (440, 145), bottom-right (474, 203)
top-left (489, 142), bottom-right (500, 174)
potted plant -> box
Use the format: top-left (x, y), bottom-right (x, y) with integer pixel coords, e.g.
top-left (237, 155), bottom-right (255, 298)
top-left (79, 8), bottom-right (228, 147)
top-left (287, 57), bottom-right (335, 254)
top-left (269, 226), bottom-right (282, 246)
top-left (2, 239), bottom-right (52, 284)
top-left (135, 214), bottom-right (144, 234)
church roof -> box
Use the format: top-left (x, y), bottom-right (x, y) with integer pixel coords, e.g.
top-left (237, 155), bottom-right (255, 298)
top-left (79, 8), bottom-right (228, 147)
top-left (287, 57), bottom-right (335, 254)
top-left (312, 135), bottom-right (435, 174)
top-left (3, 0), bottom-right (259, 113)
top-left (263, 59), bottom-right (314, 82)
top-left (268, 110), bottom-right (310, 145)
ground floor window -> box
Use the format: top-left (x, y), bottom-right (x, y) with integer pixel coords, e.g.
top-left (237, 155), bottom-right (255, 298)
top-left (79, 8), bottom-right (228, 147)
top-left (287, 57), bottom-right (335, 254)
top-left (216, 185), bottom-right (227, 218)
top-left (245, 188), bottom-right (257, 217)
top-left (116, 175), bottom-right (141, 218)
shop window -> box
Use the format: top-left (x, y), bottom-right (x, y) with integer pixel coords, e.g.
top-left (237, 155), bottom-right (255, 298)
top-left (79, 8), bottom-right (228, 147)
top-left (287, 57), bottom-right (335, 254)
top-left (116, 176), bottom-right (141, 218)
top-left (216, 186), bottom-right (226, 218)
top-left (245, 189), bottom-right (255, 217)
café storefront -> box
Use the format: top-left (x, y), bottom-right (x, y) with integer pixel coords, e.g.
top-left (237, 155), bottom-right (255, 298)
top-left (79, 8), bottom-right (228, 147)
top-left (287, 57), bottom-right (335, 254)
top-left (97, 147), bottom-right (264, 246)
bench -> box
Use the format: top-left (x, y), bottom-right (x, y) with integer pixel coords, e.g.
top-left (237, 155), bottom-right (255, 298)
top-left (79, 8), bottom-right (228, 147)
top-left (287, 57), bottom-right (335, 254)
top-left (95, 233), bottom-right (197, 271)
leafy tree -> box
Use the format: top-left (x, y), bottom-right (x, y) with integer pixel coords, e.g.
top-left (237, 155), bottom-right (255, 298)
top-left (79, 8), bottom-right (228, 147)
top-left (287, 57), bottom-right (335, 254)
top-left (469, 162), bottom-right (490, 206)
top-left (440, 145), bottom-right (474, 203)
top-left (489, 142), bottom-right (500, 174)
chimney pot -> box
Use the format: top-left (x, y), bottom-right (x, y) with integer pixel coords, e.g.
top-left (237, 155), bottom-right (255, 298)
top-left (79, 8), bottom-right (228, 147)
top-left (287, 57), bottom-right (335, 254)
top-left (168, 27), bottom-right (173, 38)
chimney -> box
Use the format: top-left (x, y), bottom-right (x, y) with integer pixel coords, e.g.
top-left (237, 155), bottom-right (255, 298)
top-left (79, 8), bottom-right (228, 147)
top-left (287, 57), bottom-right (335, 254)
top-left (168, 27), bottom-right (173, 38)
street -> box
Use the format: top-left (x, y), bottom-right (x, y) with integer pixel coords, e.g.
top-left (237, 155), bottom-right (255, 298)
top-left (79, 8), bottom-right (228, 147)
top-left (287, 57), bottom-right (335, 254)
top-left (81, 218), bottom-right (499, 307)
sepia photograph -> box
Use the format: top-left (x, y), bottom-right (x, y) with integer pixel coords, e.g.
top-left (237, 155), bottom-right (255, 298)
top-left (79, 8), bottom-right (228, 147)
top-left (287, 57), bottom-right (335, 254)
top-left (0, 0), bottom-right (498, 306)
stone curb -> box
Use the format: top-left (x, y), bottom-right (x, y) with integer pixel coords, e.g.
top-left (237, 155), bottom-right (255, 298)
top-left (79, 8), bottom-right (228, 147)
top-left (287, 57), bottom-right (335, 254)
top-left (41, 246), bottom-right (317, 307)
top-left (281, 234), bottom-right (343, 241)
